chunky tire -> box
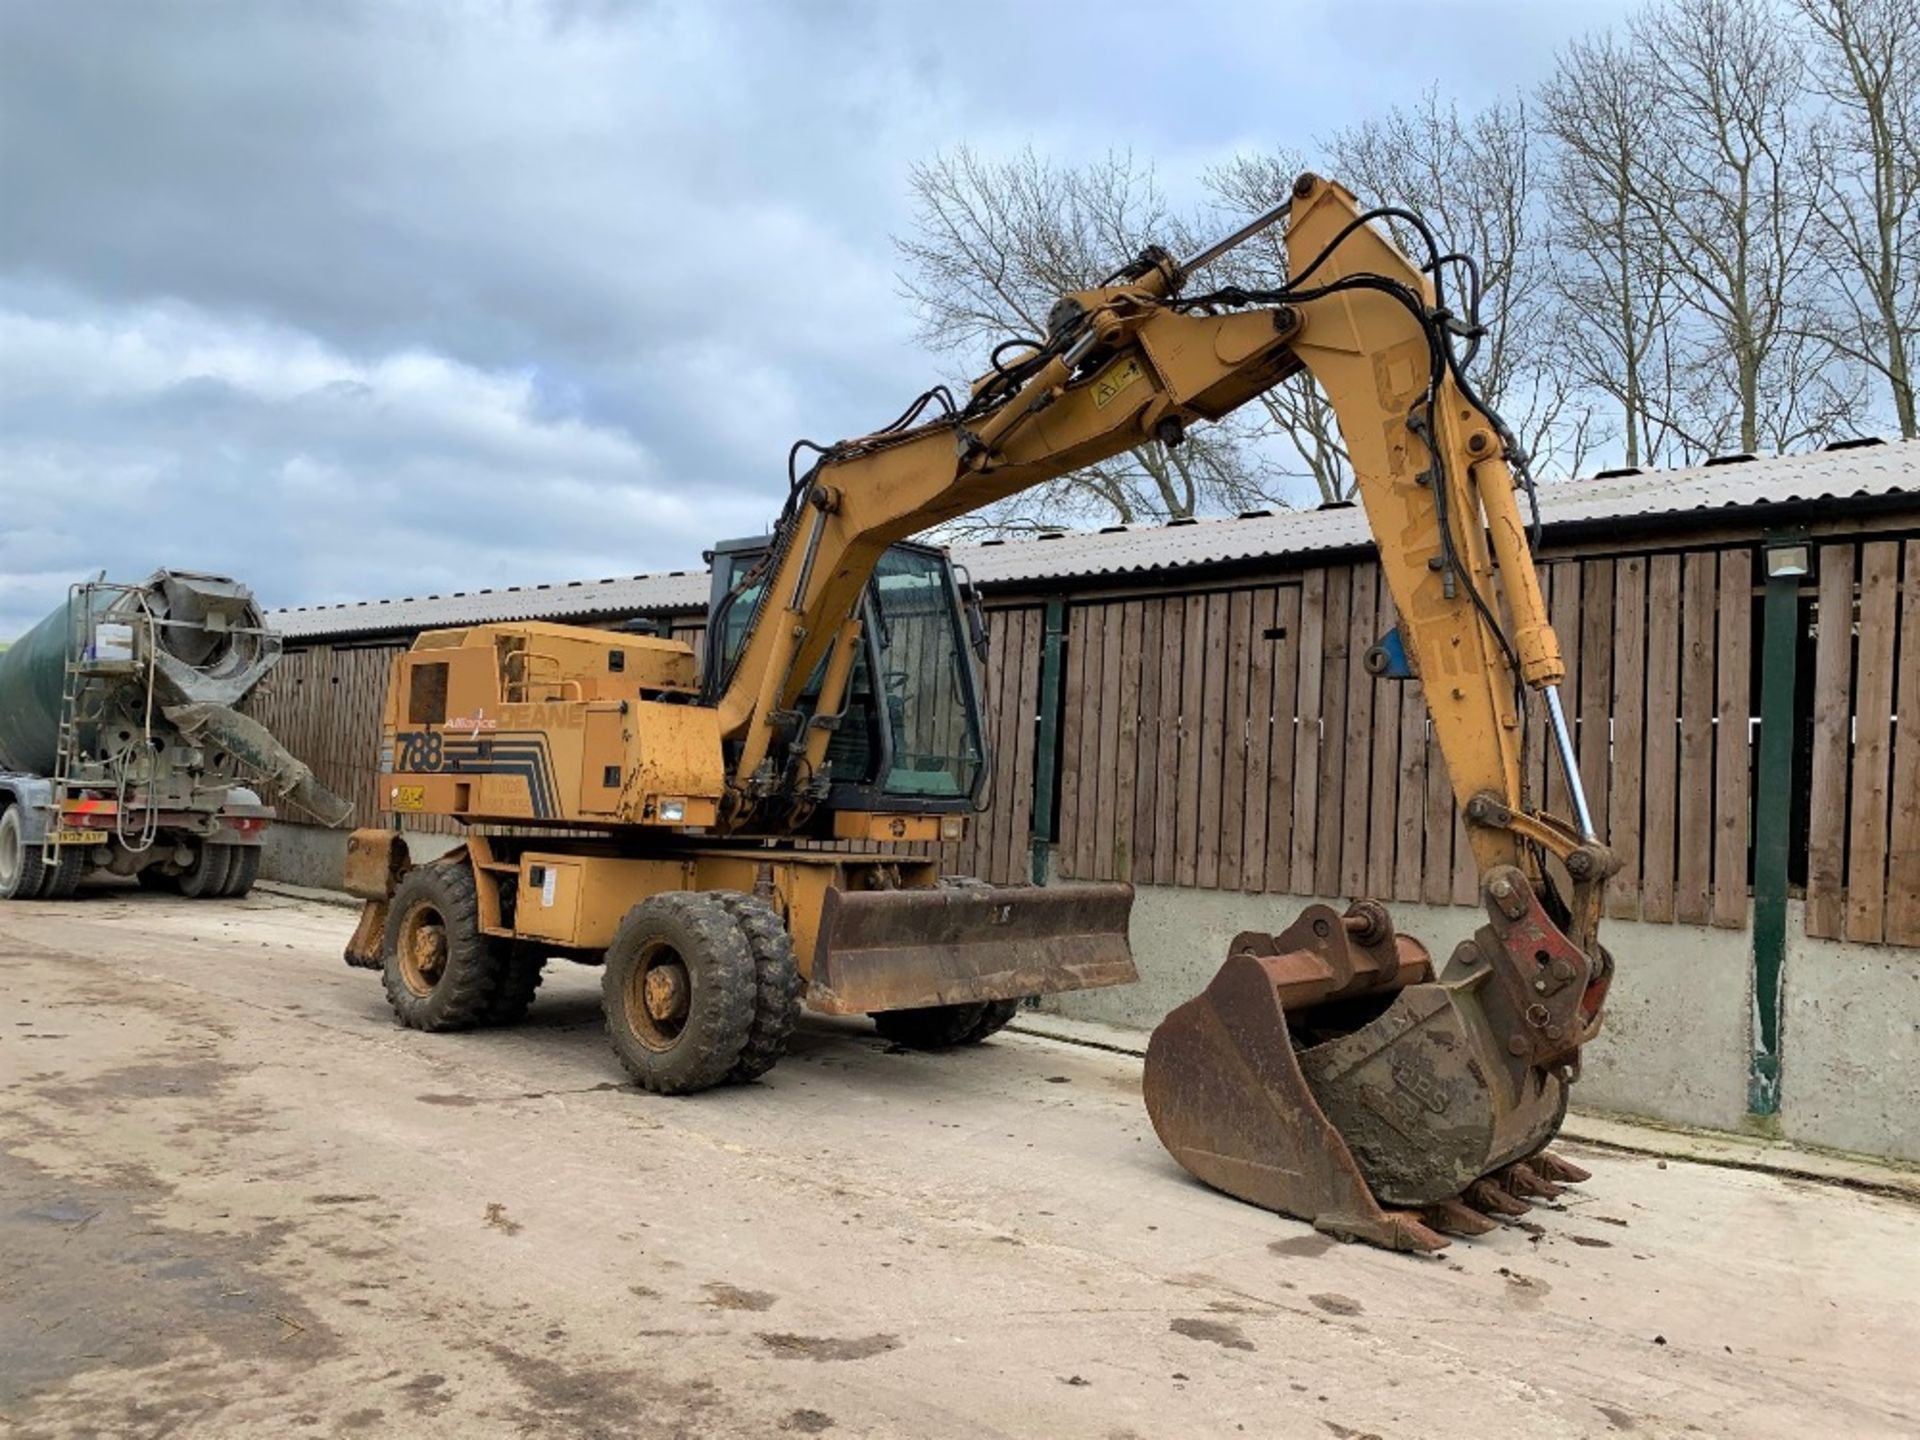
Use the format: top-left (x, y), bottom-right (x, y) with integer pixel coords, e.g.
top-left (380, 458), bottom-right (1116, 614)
top-left (717, 893), bottom-right (801, 1083)
top-left (0, 806), bottom-right (50, 901)
top-left (959, 998), bottom-right (1023, 1043)
top-left (222, 846), bottom-right (261, 899)
top-left (381, 861), bottom-right (515, 1032)
top-left (602, 892), bottom-right (755, 1095)
top-left (480, 943), bottom-right (547, 1026)
top-left (179, 843), bottom-right (234, 899)
top-left (871, 1002), bottom-right (991, 1049)
top-left (136, 866), bottom-right (183, 894)
top-left (40, 844), bottom-right (84, 900)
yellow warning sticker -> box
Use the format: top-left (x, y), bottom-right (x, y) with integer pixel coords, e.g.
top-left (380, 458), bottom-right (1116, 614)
top-left (393, 785), bottom-right (425, 812)
top-left (1092, 356), bottom-right (1144, 409)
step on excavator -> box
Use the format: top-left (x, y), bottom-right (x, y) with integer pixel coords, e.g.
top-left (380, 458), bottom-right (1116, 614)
top-left (343, 174), bottom-right (1616, 1251)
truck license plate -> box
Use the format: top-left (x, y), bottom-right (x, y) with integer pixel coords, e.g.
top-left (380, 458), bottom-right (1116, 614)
top-left (54, 829), bottom-right (108, 846)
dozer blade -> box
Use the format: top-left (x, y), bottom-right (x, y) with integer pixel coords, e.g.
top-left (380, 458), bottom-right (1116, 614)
top-left (806, 881), bottom-right (1137, 1016)
top-left (1145, 881), bottom-right (1603, 1253)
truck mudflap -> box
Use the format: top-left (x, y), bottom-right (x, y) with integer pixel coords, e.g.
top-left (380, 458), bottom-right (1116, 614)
top-left (806, 881), bottom-right (1137, 1016)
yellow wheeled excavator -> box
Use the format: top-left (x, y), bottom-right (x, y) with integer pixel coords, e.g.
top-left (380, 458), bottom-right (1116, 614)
top-left (343, 173), bottom-right (1616, 1251)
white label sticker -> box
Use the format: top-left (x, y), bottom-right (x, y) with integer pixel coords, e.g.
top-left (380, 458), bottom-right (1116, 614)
top-left (541, 868), bottom-right (557, 907)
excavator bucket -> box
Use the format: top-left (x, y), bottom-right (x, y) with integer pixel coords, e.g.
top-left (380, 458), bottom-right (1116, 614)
top-left (806, 881), bottom-right (1137, 1016)
top-left (1144, 878), bottom-right (1605, 1252)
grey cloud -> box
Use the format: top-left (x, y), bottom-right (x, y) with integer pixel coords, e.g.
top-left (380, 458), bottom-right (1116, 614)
top-left (0, 0), bottom-right (1620, 638)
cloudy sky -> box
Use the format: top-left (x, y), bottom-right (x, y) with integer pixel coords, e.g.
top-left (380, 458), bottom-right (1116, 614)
top-left (0, 0), bottom-right (1632, 638)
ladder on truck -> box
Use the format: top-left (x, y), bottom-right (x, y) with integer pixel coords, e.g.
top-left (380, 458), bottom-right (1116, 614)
top-left (41, 581), bottom-right (157, 868)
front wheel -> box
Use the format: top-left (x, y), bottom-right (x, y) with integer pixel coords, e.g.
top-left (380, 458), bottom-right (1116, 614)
top-left (381, 861), bottom-right (515, 1031)
top-left (602, 892), bottom-right (755, 1095)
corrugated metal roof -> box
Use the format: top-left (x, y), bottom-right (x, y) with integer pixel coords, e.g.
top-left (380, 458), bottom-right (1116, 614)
top-left (271, 438), bottom-right (1919, 641)
top-left (273, 570), bottom-right (710, 640)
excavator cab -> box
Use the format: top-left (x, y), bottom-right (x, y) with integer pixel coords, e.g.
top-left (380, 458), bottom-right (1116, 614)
top-left (705, 537), bottom-right (989, 821)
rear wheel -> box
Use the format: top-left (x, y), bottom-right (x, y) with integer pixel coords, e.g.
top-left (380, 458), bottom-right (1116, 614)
top-left (41, 844), bottom-right (83, 900)
top-left (718, 893), bottom-right (801, 1083)
top-left (872, 995), bottom-right (1029, 1048)
top-left (960, 998), bottom-right (1023, 1043)
top-left (222, 846), bottom-right (261, 899)
top-left (602, 892), bottom-right (755, 1095)
top-left (0, 806), bottom-right (50, 901)
top-left (872, 1002), bottom-right (990, 1049)
top-left (381, 861), bottom-right (514, 1032)
top-left (481, 943), bottom-right (547, 1026)
top-left (179, 843), bottom-right (234, 899)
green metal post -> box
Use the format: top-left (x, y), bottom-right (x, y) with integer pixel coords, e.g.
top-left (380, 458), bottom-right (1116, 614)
top-left (1748, 560), bottom-right (1800, 1118)
top-left (1030, 601), bottom-right (1067, 886)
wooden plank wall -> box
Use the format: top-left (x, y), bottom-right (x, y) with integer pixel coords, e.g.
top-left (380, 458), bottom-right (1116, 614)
top-left (1805, 538), bottom-right (1920, 945)
top-left (1050, 550), bottom-right (1759, 931)
top-left (240, 641), bottom-right (453, 833)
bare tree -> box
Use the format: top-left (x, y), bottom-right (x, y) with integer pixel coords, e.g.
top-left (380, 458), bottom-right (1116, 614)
top-left (893, 146), bottom-right (1279, 533)
top-left (1322, 91), bottom-right (1599, 475)
top-left (1795, 0), bottom-right (1920, 438)
top-left (1627, 0), bottom-right (1842, 455)
top-left (1204, 151), bottom-right (1356, 504)
top-left (1540, 33), bottom-right (1688, 469)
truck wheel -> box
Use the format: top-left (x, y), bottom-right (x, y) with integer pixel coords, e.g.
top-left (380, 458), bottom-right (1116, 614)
top-left (41, 844), bottom-right (83, 900)
top-left (179, 843), bottom-right (234, 899)
top-left (381, 861), bottom-right (509, 1031)
top-left (0, 806), bottom-right (50, 901)
top-left (481, 944), bottom-right (547, 1026)
top-left (222, 846), bottom-right (261, 898)
top-left (602, 892), bottom-right (755, 1095)
top-left (717, 893), bottom-right (801, 1083)
top-left (871, 1002), bottom-right (990, 1049)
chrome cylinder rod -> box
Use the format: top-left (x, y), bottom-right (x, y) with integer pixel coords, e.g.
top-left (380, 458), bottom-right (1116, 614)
top-left (1543, 685), bottom-right (1596, 842)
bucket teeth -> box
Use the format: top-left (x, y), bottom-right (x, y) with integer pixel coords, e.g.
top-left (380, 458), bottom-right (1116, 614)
top-left (1500, 1162), bottom-right (1565, 1201)
top-left (1423, 1199), bottom-right (1500, 1238)
top-left (1466, 1178), bottom-right (1532, 1217)
top-left (1530, 1149), bottom-right (1592, 1185)
top-left (1378, 1212), bottom-right (1451, 1253)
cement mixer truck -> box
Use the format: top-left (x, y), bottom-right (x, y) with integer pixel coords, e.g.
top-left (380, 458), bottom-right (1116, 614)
top-left (0, 569), bottom-right (352, 901)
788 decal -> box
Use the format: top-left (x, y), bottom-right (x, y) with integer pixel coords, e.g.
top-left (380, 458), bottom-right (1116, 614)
top-left (395, 730), bottom-right (445, 773)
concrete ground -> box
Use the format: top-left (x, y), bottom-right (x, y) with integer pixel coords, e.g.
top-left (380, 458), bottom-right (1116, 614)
top-left (3, 891), bottom-right (1917, 1440)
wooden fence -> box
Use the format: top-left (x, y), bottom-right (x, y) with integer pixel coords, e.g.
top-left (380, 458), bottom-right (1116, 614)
top-left (1048, 549), bottom-right (1757, 932)
top-left (1805, 539), bottom-right (1920, 946)
top-left (250, 531), bottom-right (1919, 946)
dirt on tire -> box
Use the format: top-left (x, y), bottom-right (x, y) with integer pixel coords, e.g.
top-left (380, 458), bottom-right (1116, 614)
top-left (380, 861), bottom-right (520, 1032)
top-left (601, 891), bottom-right (755, 1095)
top-left (717, 893), bottom-right (801, 1083)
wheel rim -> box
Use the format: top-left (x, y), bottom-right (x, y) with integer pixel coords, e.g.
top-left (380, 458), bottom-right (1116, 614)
top-left (396, 902), bottom-right (450, 997)
top-left (0, 815), bottom-right (19, 889)
top-left (624, 941), bottom-right (692, 1052)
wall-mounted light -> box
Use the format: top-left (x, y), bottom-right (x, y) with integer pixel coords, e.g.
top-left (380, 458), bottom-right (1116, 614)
top-left (1764, 544), bottom-right (1811, 579)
